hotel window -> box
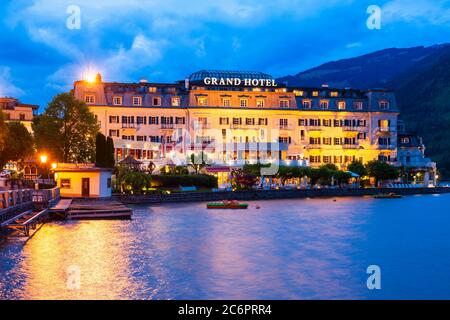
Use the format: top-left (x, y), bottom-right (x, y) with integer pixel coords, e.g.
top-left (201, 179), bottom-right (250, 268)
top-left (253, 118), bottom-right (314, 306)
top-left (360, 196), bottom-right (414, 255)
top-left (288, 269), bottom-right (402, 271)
top-left (320, 100), bottom-right (329, 109)
top-left (175, 117), bottom-right (185, 125)
top-left (379, 100), bottom-right (390, 110)
top-left (252, 88), bottom-right (261, 92)
top-left (330, 91), bottom-right (339, 97)
top-left (334, 119), bottom-right (343, 127)
top-left (109, 129), bottom-right (119, 137)
top-left (60, 179), bottom-right (71, 189)
top-left (137, 116), bottom-right (147, 125)
top-left (334, 137), bottom-right (342, 145)
top-left (279, 137), bottom-right (291, 144)
top-left (137, 136), bottom-right (147, 142)
top-left (232, 117), bottom-right (242, 125)
top-left (337, 101), bottom-right (346, 110)
top-left (323, 137), bottom-right (332, 145)
top-left (149, 87), bottom-right (157, 93)
top-left (294, 90), bottom-right (304, 97)
top-left (279, 100), bottom-right (289, 108)
top-left (323, 119), bottom-right (332, 127)
top-left (19, 114), bottom-right (25, 121)
top-left (298, 119), bottom-right (306, 126)
top-left (279, 119), bottom-right (288, 128)
top-left (357, 132), bottom-right (367, 140)
top-left (312, 91), bottom-right (319, 97)
top-left (246, 118), bottom-right (255, 125)
top-left (109, 116), bottom-right (119, 124)
top-left (357, 119), bottom-right (366, 127)
top-left (378, 137), bottom-right (391, 146)
top-left (113, 96), bottom-right (123, 106)
top-left (256, 99), bottom-right (265, 108)
top-left (302, 100), bottom-right (311, 109)
top-left (378, 119), bottom-right (390, 131)
top-left (132, 96), bottom-right (142, 106)
top-left (222, 98), bottom-right (231, 107)
top-left (354, 101), bottom-right (363, 110)
top-left (85, 95), bottom-right (95, 104)
top-left (275, 88), bottom-right (287, 93)
top-left (240, 99), bottom-right (248, 107)
top-left (401, 137), bottom-right (410, 144)
top-left (153, 97), bottom-right (161, 106)
top-left (333, 156), bottom-right (342, 164)
top-left (300, 130), bottom-right (305, 141)
top-left (198, 97), bottom-right (208, 106)
top-left (323, 156), bottom-right (331, 163)
top-left (378, 155), bottom-right (390, 162)
top-left (258, 118), bottom-right (268, 125)
top-left (149, 136), bottom-right (161, 143)
top-left (122, 135), bottom-right (135, 141)
top-left (219, 117), bottom-right (229, 125)
top-left (309, 137), bottom-right (321, 145)
top-left (310, 155), bottom-right (321, 163)
top-left (149, 116), bottom-right (159, 125)
top-left (171, 97), bottom-right (180, 107)
top-left (309, 119), bottom-right (320, 127)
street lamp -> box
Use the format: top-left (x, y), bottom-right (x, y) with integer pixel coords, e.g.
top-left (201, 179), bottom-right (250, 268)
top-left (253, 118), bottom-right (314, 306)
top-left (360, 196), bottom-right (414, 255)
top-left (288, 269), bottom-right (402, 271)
top-left (40, 154), bottom-right (48, 164)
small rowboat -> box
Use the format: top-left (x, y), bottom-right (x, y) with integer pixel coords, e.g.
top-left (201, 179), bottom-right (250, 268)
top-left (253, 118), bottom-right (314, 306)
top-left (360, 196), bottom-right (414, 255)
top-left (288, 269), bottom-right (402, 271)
top-left (373, 193), bottom-right (403, 199)
top-left (207, 200), bottom-right (248, 209)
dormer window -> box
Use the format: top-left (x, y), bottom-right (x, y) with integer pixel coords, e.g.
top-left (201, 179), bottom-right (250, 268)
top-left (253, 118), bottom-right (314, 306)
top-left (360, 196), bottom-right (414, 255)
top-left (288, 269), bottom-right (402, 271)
top-left (197, 97), bottom-right (208, 106)
top-left (279, 100), bottom-right (289, 108)
top-left (153, 97), bottom-right (162, 106)
top-left (330, 91), bottom-right (339, 97)
top-left (149, 87), bottom-right (157, 93)
top-left (132, 96), bottom-right (142, 106)
top-left (354, 101), bottom-right (363, 110)
top-left (337, 101), bottom-right (346, 110)
top-left (256, 99), bottom-right (265, 107)
top-left (320, 100), bottom-right (329, 109)
top-left (171, 97), bottom-right (180, 107)
top-left (312, 91), bottom-right (319, 97)
top-left (379, 100), bottom-right (390, 110)
top-left (113, 96), bottom-right (123, 106)
top-left (240, 99), bottom-right (248, 107)
top-left (302, 100), bottom-right (311, 109)
top-left (85, 95), bottom-right (95, 104)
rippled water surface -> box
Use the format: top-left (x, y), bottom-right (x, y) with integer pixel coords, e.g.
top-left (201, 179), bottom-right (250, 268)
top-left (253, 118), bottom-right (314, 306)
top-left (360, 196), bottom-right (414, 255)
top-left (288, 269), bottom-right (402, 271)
top-left (1, 194), bottom-right (450, 299)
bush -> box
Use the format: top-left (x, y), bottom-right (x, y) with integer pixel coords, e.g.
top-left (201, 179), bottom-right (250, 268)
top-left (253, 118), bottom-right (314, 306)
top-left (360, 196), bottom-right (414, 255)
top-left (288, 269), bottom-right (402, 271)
top-left (151, 174), bottom-right (218, 189)
top-left (122, 172), bottom-right (152, 194)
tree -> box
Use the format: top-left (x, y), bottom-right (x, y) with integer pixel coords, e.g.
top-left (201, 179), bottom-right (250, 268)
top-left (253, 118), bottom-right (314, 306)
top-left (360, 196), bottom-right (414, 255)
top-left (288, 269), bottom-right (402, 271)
top-left (0, 110), bottom-right (8, 154)
top-left (32, 93), bottom-right (99, 163)
top-left (348, 160), bottom-right (368, 177)
top-left (105, 136), bottom-right (115, 168)
top-left (95, 132), bottom-right (107, 167)
top-left (0, 122), bottom-right (34, 169)
top-left (188, 152), bottom-right (208, 174)
top-left (230, 169), bottom-right (258, 190)
top-left (121, 172), bottom-right (152, 194)
top-left (366, 160), bottom-right (399, 186)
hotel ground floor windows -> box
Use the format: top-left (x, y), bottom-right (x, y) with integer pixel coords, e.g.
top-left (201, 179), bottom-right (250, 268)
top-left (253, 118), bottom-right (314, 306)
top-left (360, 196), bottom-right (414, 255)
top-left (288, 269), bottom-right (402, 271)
top-left (310, 155), bottom-right (321, 163)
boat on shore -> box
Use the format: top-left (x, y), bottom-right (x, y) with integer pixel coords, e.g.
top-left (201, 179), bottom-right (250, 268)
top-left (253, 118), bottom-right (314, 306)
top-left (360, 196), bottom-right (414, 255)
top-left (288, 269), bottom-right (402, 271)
top-left (373, 193), bottom-right (403, 199)
top-left (207, 200), bottom-right (248, 209)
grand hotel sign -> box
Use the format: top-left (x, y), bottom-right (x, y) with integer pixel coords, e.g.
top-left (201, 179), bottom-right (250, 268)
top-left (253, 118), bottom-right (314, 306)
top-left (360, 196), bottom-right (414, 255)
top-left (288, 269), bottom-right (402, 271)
top-left (203, 77), bottom-right (277, 87)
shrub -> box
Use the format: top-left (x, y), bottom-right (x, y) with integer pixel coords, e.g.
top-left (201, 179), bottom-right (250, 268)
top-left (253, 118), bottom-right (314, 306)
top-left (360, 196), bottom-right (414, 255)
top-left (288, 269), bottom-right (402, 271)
top-left (151, 174), bottom-right (218, 189)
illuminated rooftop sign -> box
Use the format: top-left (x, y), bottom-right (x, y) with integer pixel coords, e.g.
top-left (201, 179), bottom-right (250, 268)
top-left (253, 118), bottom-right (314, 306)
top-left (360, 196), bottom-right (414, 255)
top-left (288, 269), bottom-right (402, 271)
top-left (203, 77), bottom-right (277, 87)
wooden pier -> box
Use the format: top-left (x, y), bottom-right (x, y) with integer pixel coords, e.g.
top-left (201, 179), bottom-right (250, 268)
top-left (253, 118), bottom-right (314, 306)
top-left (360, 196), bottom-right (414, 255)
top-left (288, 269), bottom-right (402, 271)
top-left (50, 199), bottom-right (132, 219)
top-left (1, 209), bottom-right (48, 237)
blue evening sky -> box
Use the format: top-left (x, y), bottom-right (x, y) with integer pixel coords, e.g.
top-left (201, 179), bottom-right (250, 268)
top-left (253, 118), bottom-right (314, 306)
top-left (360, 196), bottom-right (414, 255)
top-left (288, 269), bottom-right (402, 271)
top-left (0, 0), bottom-right (449, 110)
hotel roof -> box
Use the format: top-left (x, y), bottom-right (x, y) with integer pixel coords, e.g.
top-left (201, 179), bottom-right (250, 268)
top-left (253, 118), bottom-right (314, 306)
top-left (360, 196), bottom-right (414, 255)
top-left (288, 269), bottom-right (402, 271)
top-left (189, 70), bottom-right (273, 82)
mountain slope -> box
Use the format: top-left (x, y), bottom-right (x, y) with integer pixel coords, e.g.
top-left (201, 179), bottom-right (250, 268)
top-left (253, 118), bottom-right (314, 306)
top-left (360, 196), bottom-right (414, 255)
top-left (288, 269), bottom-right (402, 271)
top-left (279, 45), bottom-right (450, 89)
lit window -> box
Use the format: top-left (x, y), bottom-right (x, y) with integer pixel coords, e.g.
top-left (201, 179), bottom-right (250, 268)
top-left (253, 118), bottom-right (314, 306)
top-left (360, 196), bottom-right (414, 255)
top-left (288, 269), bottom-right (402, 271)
top-left (354, 101), bottom-right (363, 110)
top-left (256, 99), bottom-right (265, 108)
top-left (153, 97), bottom-right (161, 106)
top-left (302, 100), bottom-right (311, 109)
top-left (198, 97), bottom-right (208, 106)
top-left (240, 99), bottom-right (248, 107)
top-left (279, 100), bottom-right (289, 108)
top-left (171, 97), bottom-right (180, 107)
top-left (60, 179), bottom-right (71, 189)
top-left (312, 91), bottom-right (319, 97)
top-left (113, 96), bottom-right (123, 106)
top-left (401, 137), bottom-right (410, 144)
top-left (320, 100), bottom-right (329, 109)
top-left (149, 87), bottom-right (157, 93)
top-left (294, 90), bottom-right (304, 96)
top-left (132, 96), bottom-right (142, 106)
top-left (85, 95), bottom-right (95, 104)
top-left (330, 91), bottom-right (339, 97)
top-left (338, 101), bottom-right (346, 110)
top-left (223, 99), bottom-right (231, 107)
top-left (379, 100), bottom-right (390, 110)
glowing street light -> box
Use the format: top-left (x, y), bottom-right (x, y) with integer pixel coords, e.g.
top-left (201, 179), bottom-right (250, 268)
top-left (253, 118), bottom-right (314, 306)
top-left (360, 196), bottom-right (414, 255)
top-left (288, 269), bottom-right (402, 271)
top-left (40, 154), bottom-right (48, 164)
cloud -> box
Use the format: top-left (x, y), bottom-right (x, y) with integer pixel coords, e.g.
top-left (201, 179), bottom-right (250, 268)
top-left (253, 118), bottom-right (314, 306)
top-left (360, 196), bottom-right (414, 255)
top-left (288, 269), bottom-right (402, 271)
top-left (0, 67), bottom-right (24, 97)
top-left (382, 0), bottom-right (450, 25)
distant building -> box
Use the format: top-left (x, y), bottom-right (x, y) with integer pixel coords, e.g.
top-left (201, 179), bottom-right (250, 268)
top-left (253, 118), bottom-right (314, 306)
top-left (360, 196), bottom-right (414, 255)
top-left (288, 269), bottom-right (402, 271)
top-left (0, 97), bottom-right (38, 132)
top-left (52, 163), bottom-right (112, 198)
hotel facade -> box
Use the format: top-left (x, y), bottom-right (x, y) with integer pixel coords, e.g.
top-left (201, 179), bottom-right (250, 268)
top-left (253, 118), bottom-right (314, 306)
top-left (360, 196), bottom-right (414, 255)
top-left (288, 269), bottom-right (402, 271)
top-left (73, 70), bottom-right (413, 173)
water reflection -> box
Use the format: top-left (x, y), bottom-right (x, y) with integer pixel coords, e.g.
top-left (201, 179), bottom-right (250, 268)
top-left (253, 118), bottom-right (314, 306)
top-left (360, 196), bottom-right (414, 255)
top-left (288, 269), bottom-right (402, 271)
top-left (1, 195), bottom-right (450, 299)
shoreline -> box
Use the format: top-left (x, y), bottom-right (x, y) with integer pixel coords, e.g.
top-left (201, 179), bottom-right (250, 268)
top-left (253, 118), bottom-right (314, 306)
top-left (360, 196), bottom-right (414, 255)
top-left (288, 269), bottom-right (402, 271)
top-left (114, 187), bottom-right (450, 205)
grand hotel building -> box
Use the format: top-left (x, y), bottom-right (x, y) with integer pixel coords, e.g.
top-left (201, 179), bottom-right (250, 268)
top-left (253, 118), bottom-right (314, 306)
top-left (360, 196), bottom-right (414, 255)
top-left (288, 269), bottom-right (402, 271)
top-left (73, 70), bottom-right (400, 171)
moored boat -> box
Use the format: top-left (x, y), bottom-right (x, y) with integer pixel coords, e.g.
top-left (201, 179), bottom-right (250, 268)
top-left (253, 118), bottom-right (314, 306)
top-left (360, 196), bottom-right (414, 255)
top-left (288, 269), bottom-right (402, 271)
top-left (207, 200), bottom-right (248, 209)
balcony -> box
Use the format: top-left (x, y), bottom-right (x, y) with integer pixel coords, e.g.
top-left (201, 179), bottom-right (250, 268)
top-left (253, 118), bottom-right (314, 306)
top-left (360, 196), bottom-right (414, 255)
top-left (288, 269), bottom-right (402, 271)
top-left (307, 126), bottom-right (322, 131)
top-left (342, 144), bottom-right (359, 149)
top-left (278, 125), bottom-right (293, 130)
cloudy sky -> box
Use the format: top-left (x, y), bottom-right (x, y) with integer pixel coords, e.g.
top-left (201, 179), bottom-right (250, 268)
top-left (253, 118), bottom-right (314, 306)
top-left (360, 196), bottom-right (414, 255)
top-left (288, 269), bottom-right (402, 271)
top-left (1, 0), bottom-right (450, 109)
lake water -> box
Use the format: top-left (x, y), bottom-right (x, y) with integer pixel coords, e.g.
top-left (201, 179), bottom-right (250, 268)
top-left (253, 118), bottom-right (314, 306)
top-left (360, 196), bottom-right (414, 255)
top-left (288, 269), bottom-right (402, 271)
top-left (1, 194), bottom-right (450, 300)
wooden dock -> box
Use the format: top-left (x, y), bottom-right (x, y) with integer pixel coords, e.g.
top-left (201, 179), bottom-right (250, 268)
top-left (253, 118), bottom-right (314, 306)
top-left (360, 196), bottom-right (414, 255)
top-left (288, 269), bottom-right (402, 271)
top-left (65, 200), bottom-right (132, 219)
top-left (1, 209), bottom-right (48, 237)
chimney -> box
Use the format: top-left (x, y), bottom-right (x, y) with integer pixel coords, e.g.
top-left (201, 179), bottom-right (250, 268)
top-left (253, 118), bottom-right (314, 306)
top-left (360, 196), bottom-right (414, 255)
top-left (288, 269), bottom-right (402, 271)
top-left (185, 78), bottom-right (190, 90)
top-left (95, 72), bottom-right (102, 83)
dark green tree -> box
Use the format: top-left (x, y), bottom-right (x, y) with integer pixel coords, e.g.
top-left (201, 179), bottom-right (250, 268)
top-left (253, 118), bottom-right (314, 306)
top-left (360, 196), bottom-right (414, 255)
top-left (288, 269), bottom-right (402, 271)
top-left (32, 93), bottom-right (99, 163)
top-left (95, 132), bottom-right (107, 167)
top-left (0, 122), bottom-right (34, 169)
top-left (0, 110), bottom-right (8, 154)
top-left (348, 160), bottom-right (368, 177)
top-left (366, 160), bottom-right (399, 186)
top-left (105, 136), bottom-right (115, 168)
